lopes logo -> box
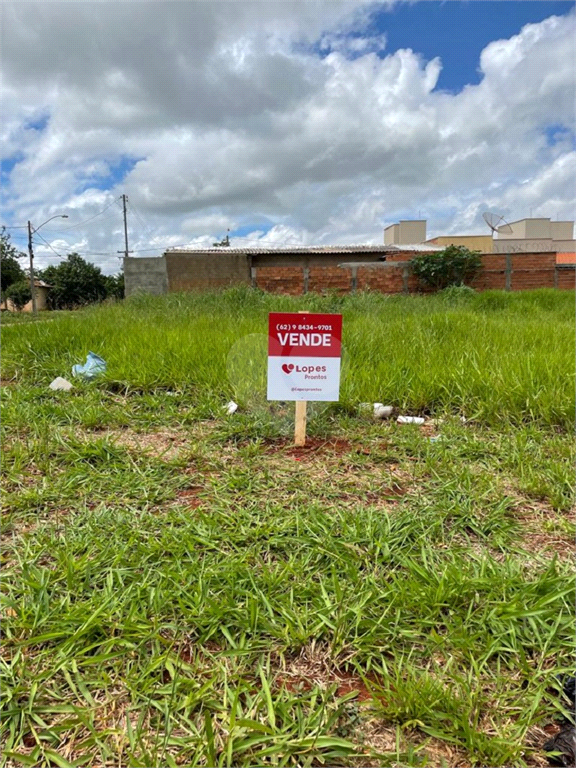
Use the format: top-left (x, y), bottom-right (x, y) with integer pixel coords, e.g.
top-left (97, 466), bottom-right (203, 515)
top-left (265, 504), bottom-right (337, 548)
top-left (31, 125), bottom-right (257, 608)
top-left (282, 363), bottom-right (327, 374)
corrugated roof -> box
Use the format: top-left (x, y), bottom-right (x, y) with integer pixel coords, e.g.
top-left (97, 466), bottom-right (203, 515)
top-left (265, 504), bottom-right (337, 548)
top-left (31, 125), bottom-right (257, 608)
top-left (165, 243), bottom-right (439, 255)
top-left (338, 261), bottom-right (411, 267)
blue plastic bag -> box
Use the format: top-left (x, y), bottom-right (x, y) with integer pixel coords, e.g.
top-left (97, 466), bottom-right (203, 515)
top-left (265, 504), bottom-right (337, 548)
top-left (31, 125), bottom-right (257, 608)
top-left (72, 351), bottom-right (107, 380)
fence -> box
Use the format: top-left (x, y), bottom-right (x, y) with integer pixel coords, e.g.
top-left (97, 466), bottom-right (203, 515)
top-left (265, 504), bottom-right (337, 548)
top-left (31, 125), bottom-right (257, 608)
top-left (251, 253), bottom-right (574, 295)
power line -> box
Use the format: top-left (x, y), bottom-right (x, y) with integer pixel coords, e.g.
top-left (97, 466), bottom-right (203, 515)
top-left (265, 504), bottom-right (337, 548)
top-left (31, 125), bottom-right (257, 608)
top-left (3, 198), bottom-right (122, 237)
top-left (4, 233), bottom-right (28, 241)
top-left (33, 231), bottom-right (65, 259)
top-left (127, 198), bottom-right (155, 241)
top-left (53, 197), bottom-right (122, 231)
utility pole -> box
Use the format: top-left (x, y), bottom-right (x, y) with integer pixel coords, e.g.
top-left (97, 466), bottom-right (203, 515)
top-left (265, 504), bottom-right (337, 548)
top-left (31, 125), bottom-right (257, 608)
top-left (28, 221), bottom-right (37, 316)
top-left (120, 194), bottom-right (129, 259)
top-left (117, 194), bottom-right (132, 260)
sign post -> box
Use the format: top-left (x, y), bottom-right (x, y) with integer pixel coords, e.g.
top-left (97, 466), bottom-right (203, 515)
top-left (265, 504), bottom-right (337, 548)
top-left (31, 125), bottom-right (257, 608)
top-left (294, 398), bottom-right (307, 447)
top-left (294, 311), bottom-right (308, 447)
top-left (267, 311), bottom-right (343, 446)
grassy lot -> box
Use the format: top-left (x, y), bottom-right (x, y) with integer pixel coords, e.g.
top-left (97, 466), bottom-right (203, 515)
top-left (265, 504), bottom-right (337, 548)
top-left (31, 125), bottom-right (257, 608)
top-left (1, 287), bottom-right (574, 767)
top-left (0, 310), bottom-right (76, 327)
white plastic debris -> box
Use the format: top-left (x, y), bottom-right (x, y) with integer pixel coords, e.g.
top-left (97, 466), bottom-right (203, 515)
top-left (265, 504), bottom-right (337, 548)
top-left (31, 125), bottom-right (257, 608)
top-left (374, 404), bottom-right (394, 419)
top-left (224, 400), bottom-right (238, 415)
top-left (397, 415), bottom-right (425, 425)
top-left (460, 415), bottom-right (467, 423)
top-left (49, 377), bottom-right (73, 392)
top-left (359, 402), bottom-right (394, 419)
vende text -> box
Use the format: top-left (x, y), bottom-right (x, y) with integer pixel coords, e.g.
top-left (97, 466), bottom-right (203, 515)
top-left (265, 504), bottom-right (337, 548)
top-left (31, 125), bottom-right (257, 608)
top-left (277, 333), bottom-right (332, 347)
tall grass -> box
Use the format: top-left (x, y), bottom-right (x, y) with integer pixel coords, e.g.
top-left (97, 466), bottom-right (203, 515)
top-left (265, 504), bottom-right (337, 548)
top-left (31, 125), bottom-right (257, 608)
top-left (2, 286), bottom-right (574, 766)
top-left (1, 286), bottom-right (574, 428)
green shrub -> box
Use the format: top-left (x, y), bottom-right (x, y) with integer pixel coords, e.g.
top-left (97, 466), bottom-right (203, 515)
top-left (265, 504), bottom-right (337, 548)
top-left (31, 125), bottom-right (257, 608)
top-left (412, 245), bottom-right (482, 291)
top-left (5, 280), bottom-right (32, 310)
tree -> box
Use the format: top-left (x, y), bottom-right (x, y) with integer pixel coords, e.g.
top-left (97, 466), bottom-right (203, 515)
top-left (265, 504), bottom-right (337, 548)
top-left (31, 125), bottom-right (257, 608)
top-left (5, 280), bottom-right (31, 310)
top-left (1, 227), bottom-right (27, 294)
top-left (40, 253), bottom-right (109, 309)
top-left (411, 245), bottom-right (482, 291)
top-left (104, 272), bottom-right (125, 300)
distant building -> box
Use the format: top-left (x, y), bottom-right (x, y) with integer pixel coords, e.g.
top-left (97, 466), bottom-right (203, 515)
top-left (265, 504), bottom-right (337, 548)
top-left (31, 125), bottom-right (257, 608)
top-left (426, 234), bottom-right (494, 252)
top-left (1, 280), bottom-right (52, 313)
top-left (492, 218), bottom-right (575, 254)
top-left (384, 220), bottom-right (426, 246)
top-left (384, 217), bottom-right (575, 256)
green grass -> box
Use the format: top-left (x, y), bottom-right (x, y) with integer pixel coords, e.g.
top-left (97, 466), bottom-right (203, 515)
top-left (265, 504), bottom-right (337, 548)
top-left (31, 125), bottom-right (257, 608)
top-left (1, 286), bottom-right (574, 427)
top-left (1, 287), bottom-right (574, 767)
top-left (0, 310), bottom-right (76, 327)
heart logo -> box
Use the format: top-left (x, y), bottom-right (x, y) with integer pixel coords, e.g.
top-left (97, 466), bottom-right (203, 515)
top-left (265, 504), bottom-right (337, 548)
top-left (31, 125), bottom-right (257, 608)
top-left (282, 363), bottom-right (295, 374)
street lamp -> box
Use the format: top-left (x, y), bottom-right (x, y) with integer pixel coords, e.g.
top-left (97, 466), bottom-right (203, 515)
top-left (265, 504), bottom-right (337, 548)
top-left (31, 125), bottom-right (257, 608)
top-left (27, 214), bottom-right (68, 315)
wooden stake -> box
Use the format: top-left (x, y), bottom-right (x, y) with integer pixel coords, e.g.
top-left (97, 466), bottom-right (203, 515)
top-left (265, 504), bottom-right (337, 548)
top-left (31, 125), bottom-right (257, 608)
top-left (294, 310), bottom-right (309, 446)
top-left (295, 400), bottom-right (307, 446)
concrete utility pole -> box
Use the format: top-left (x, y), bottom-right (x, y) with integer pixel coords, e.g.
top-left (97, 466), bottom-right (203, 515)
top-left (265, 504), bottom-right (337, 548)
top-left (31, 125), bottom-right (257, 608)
top-left (119, 194), bottom-right (129, 259)
top-left (27, 221), bottom-right (37, 315)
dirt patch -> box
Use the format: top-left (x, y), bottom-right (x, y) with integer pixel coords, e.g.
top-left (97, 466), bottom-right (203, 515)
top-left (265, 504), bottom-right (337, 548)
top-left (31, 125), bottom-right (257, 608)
top-left (520, 528), bottom-right (574, 558)
top-left (0, 379), bottom-right (15, 387)
top-left (364, 483), bottom-right (408, 500)
top-left (262, 436), bottom-right (354, 458)
top-left (418, 422), bottom-right (439, 438)
top-left (175, 486), bottom-right (204, 509)
top-left (524, 725), bottom-right (559, 766)
top-left (88, 427), bottom-right (191, 460)
top-left (410, 732), bottom-right (473, 767)
top-left (277, 668), bottom-right (374, 702)
top-left (513, 506), bottom-right (575, 560)
top-left (274, 644), bottom-right (376, 702)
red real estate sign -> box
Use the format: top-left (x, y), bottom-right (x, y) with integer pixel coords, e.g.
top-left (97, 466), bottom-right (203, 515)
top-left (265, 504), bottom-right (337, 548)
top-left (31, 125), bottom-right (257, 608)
top-left (267, 312), bottom-right (343, 402)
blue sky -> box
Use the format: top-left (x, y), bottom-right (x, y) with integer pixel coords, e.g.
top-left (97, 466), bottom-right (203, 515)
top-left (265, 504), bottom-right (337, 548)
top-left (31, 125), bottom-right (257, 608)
top-left (1, 0), bottom-right (574, 271)
top-left (367, 1), bottom-right (575, 93)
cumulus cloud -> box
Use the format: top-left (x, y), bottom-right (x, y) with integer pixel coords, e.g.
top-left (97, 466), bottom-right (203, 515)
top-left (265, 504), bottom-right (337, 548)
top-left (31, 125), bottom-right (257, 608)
top-left (1, 1), bottom-right (574, 272)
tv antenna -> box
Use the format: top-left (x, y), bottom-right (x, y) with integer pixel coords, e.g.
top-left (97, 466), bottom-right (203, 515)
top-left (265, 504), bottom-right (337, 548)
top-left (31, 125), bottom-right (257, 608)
top-left (213, 229), bottom-right (230, 247)
top-left (482, 212), bottom-right (513, 235)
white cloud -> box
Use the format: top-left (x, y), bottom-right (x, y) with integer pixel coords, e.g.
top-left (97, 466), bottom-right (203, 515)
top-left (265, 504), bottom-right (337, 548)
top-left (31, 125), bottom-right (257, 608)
top-left (1, 2), bottom-right (574, 273)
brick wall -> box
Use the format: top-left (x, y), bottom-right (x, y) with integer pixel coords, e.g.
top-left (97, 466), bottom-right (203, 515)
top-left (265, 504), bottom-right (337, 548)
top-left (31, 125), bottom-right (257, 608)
top-left (470, 255), bottom-right (507, 290)
top-left (126, 250), bottom-right (574, 296)
top-left (510, 253), bottom-right (555, 290)
top-left (251, 252), bottom-right (574, 295)
top-left (308, 266), bottom-right (351, 294)
top-left (556, 267), bottom-right (576, 290)
top-left (254, 266), bottom-right (304, 295)
top-left (356, 264), bottom-right (407, 293)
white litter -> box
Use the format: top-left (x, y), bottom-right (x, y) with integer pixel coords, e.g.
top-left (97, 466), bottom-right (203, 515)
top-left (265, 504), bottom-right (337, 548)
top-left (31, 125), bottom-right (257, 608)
top-left (374, 404), bottom-right (394, 419)
top-left (224, 400), bottom-right (238, 415)
top-left (397, 415), bottom-right (425, 425)
top-left (359, 402), bottom-right (394, 419)
top-left (49, 377), bottom-right (73, 392)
